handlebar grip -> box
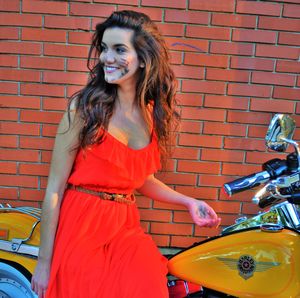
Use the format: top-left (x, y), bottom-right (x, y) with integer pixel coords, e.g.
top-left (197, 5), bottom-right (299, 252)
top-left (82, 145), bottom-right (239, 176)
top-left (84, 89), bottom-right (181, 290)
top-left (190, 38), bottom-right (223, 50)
top-left (288, 193), bottom-right (300, 205)
top-left (224, 171), bottom-right (271, 196)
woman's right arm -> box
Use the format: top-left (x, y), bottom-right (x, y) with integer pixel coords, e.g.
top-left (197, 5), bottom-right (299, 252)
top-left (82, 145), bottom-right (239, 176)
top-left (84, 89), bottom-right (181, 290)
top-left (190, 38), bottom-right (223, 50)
top-left (31, 107), bottom-right (82, 298)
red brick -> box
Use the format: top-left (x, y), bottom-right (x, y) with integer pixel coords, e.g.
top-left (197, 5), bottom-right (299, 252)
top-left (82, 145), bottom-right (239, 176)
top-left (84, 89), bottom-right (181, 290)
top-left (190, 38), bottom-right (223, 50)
top-left (246, 151), bottom-right (282, 164)
top-left (251, 98), bottom-right (295, 113)
top-left (67, 85), bottom-right (83, 98)
top-left (224, 138), bottom-right (266, 151)
top-left (189, 0), bottom-right (235, 12)
top-left (0, 82), bottom-right (18, 94)
top-left (198, 174), bottom-right (231, 187)
top-left (206, 68), bottom-right (249, 82)
top-left (203, 122), bottom-right (247, 137)
top-left (116, 6), bottom-right (162, 22)
top-left (0, 69), bottom-right (40, 83)
top-left (0, 149), bottom-right (39, 162)
top-left (276, 61), bottom-right (300, 74)
top-left (151, 222), bottom-right (192, 236)
top-left (0, 13), bottom-right (42, 27)
top-left (167, 37), bottom-right (208, 53)
top-left (222, 163), bottom-right (261, 176)
top-left (181, 107), bottom-right (225, 121)
top-left (22, 0), bottom-right (67, 15)
top-left (232, 29), bottom-right (277, 44)
top-left (0, 55), bottom-right (18, 67)
top-left (186, 26), bottom-right (230, 41)
top-left (42, 124), bottom-right (58, 137)
top-left (43, 71), bottom-right (88, 85)
top-left (70, 3), bottom-right (115, 17)
top-left (194, 225), bottom-right (221, 237)
top-left (283, 3), bottom-right (300, 18)
top-left (0, 0), bottom-right (19, 12)
top-left (142, 0), bottom-right (186, 8)
top-left (19, 137), bottom-right (54, 150)
top-left (41, 151), bottom-right (52, 163)
top-left (19, 188), bottom-right (45, 202)
top-left (296, 103), bottom-right (300, 114)
top-left (95, 0), bottom-right (137, 4)
top-left (228, 83), bottom-right (272, 98)
top-left (42, 98), bottom-right (67, 111)
top-left (0, 95), bottom-right (40, 109)
top-left (248, 125), bottom-right (267, 138)
top-left (151, 234), bottom-right (170, 247)
top-left (179, 134), bottom-right (222, 148)
top-left (173, 211), bottom-right (193, 223)
top-left (259, 16), bottom-right (300, 32)
top-left (21, 84), bottom-right (64, 97)
top-left (156, 172), bottom-right (197, 186)
top-left (44, 16), bottom-right (90, 30)
top-left (0, 41), bottom-right (42, 55)
top-left (175, 186), bottom-right (218, 200)
top-left (231, 56), bottom-right (274, 71)
top-left (273, 86), bottom-right (300, 100)
top-left (176, 93), bottom-right (203, 107)
top-left (184, 53), bottom-right (229, 68)
top-left (179, 121), bottom-right (202, 133)
top-left (19, 163), bottom-right (50, 176)
top-left (0, 136), bottom-right (18, 148)
top-left (182, 80), bottom-right (226, 94)
top-left (177, 160), bottom-right (220, 175)
top-left (252, 71), bottom-right (295, 87)
top-left (172, 147), bottom-right (199, 160)
top-left (0, 109), bottom-right (18, 121)
top-left (170, 236), bottom-right (200, 248)
top-left (0, 162), bottom-right (17, 174)
top-left (0, 27), bottom-right (19, 40)
top-left (67, 59), bottom-right (89, 72)
top-left (0, 188), bottom-right (18, 200)
top-left (44, 44), bottom-right (89, 58)
top-left (172, 65), bottom-right (204, 80)
top-left (202, 149), bottom-right (244, 163)
top-left (278, 32), bottom-right (300, 46)
top-left (210, 42), bottom-right (254, 56)
top-left (211, 13), bottom-right (256, 28)
top-left (256, 44), bottom-right (299, 59)
top-left (20, 110), bottom-right (62, 124)
top-left (165, 10), bottom-right (209, 25)
top-left (236, 1), bottom-right (282, 16)
top-left (68, 32), bottom-right (93, 45)
top-left (0, 174), bottom-right (38, 188)
top-left (21, 28), bottom-right (66, 43)
top-left (241, 202), bottom-right (260, 215)
top-left (204, 95), bottom-right (248, 110)
top-left (21, 56), bottom-right (65, 71)
top-left (1, 122), bottom-right (40, 136)
top-left (227, 110), bottom-right (271, 125)
top-left (139, 208), bottom-right (172, 222)
top-left (157, 23), bottom-right (185, 37)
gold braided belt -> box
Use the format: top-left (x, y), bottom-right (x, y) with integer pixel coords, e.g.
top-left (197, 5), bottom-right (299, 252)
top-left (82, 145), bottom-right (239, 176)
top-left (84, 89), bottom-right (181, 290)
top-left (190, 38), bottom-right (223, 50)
top-left (67, 184), bottom-right (136, 205)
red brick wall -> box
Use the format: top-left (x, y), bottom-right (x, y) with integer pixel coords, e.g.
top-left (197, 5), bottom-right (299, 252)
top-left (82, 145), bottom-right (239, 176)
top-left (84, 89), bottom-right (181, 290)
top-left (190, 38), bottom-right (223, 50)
top-left (1, 0), bottom-right (300, 248)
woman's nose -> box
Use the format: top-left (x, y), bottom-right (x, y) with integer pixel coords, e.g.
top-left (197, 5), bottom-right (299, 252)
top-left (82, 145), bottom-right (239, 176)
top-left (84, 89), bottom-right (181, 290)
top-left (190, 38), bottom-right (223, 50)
top-left (103, 49), bottom-right (116, 63)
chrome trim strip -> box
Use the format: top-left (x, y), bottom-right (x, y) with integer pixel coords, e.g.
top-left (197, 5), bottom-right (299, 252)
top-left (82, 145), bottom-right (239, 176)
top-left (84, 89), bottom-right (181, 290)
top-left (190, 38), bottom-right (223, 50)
top-left (0, 240), bottom-right (39, 257)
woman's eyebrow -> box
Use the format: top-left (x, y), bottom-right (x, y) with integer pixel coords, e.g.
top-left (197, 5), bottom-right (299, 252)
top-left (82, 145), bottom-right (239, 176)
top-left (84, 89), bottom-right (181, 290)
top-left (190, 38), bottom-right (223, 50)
top-left (101, 42), bottom-right (129, 48)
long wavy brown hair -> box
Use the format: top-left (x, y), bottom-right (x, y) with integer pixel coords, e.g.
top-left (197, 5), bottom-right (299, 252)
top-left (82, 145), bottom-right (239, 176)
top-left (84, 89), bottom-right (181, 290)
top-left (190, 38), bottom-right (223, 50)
top-left (68, 10), bottom-right (179, 163)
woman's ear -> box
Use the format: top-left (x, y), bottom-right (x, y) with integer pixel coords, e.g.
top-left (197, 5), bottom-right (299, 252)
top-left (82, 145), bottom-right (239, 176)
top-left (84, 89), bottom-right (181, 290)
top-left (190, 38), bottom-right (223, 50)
top-left (140, 62), bottom-right (145, 68)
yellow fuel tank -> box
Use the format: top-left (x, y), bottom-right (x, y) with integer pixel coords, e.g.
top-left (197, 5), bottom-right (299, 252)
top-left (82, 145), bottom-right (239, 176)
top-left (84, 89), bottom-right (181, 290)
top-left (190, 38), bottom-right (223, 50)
top-left (168, 227), bottom-right (300, 298)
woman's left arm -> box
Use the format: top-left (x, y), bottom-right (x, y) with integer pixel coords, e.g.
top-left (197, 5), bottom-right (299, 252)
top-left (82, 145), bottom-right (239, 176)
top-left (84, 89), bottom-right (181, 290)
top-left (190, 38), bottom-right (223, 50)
top-left (137, 175), bottom-right (221, 228)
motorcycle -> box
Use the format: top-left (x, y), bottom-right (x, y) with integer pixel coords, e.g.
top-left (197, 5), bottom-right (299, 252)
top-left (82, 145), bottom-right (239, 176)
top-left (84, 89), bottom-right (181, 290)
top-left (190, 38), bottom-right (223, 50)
top-left (0, 114), bottom-right (299, 298)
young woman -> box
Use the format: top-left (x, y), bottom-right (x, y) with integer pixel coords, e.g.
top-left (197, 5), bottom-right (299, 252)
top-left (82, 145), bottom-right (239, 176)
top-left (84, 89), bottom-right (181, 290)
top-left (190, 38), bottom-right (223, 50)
top-left (31, 10), bottom-right (221, 298)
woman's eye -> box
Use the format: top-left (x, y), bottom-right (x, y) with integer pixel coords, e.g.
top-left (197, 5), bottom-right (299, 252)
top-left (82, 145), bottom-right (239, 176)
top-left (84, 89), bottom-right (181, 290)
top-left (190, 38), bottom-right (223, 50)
top-left (116, 47), bottom-right (126, 54)
top-left (100, 45), bottom-right (108, 52)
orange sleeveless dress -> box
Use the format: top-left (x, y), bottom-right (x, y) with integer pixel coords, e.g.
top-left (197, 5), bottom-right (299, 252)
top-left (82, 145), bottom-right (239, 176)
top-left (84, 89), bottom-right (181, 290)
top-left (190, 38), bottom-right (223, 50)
top-left (45, 130), bottom-right (168, 298)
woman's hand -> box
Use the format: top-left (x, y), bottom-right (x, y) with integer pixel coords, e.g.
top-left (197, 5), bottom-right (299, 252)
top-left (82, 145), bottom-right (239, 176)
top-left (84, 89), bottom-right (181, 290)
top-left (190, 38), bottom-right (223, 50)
top-left (31, 260), bottom-right (50, 298)
top-left (187, 199), bottom-right (221, 228)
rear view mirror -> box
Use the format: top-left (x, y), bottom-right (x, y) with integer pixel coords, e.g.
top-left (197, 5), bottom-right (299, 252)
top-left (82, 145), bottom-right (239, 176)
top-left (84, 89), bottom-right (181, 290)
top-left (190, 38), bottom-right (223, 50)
top-left (265, 114), bottom-right (295, 152)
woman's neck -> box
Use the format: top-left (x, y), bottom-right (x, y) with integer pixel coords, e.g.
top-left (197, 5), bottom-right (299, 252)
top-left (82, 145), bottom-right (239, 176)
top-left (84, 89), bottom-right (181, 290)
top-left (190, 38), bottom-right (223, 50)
top-left (116, 85), bottom-right (136, 112)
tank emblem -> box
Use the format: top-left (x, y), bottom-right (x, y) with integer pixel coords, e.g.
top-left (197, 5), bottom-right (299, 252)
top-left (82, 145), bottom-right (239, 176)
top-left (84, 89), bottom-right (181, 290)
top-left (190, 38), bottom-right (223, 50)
top-left (217, 256), bottom-right (280, 280)
top-left (237, 255), bottom-right (256, 280)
